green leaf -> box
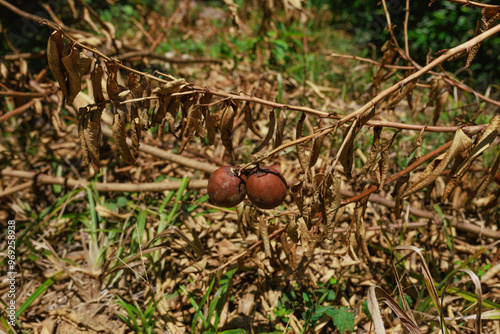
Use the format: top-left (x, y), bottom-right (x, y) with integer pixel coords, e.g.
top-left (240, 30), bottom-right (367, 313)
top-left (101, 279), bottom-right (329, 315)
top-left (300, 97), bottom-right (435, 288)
top-left (329, 307), bottom-right (354, 333)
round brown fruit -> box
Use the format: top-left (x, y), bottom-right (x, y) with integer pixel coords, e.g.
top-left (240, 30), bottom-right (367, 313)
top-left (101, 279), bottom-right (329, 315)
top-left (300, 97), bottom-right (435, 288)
top-left (207, 166), bottom-right (247, 207)
top-left (246, 166), bottom-right (287, 209)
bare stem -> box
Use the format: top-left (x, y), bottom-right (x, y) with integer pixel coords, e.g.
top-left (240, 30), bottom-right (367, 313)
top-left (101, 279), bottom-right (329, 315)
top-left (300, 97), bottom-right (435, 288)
top-left (338, 22), bottom-right (500, 126)
top-left (432, 0), bottom-right (500, 9)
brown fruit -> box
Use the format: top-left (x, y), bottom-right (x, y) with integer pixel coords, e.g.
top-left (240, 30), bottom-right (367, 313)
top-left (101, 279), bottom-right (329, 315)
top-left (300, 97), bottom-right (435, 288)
top-left (207, 166), bottom-right (247, 207)
top-left (246, 166), bottom-right (287, 209)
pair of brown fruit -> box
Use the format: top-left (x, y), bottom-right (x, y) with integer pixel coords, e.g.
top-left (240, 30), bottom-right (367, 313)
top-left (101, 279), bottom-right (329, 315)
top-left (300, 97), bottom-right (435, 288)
top-left (207, 166), bottom-right (287, 209)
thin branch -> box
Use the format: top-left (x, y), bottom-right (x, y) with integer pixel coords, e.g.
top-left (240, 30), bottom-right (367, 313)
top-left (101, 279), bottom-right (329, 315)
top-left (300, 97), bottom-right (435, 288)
top-left (99, 126), bottom-right (218, 174)
top-left (0, 169), bottom-right (208, 194)
top-left (0, 100), bottom-right (37, 123)
top-left (0, 91), bottom-right (49, 97)
top-left (326, 53), bottom-right (415, 70)
top-left (117, 50), bottom-right (224, 64)
top-left (338, 22), bottom-right (500, 126)
top-left (341, 139), bottom-right (453, 205)
top-left (432, 0), bottom-right (500, 9)
top-left (404, 0), bottom-right (411, 58)
top-left (328, 53), bottom-right (500, 108)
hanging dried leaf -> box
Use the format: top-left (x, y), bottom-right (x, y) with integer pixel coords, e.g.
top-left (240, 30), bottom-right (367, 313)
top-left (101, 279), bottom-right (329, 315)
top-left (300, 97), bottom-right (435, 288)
top-left (274, 111), bottom-right (287, 149)
top-left (90, 62), bottom-right (105, 104)
top-left (130, 101), bottom-right (141, 154)
top-left (358, 126), bottom-right (382, 178)
top-left (180, 93), bottom-right (197, 131)
top-left (83, 107), bottom-right (103, 172)
top-left (433, 91), bottom-right (449, 125)
top-left (465, 8), bottom-right (497, 68)
top-left (373, 43), bottom-right (397, 86)
top-left (339, 122), bottom-right (357, 179)
top-left (323, 173), bottom-right (341, 240)
top-left (251, 109), bottom-right (276, 155)
top-left (191, 105), bottom-right (207, 142)
top-left (297, 217), bottom-right (315, 258)
top-left (244, 102), bottom-right (262, 138)
top-left (198, 92), bottom-right (213, 144)
top-left (127, 72), bottom-right (141, 90)
top-left (152, 78), bottom-right (187, 96)
top-left (382, 81), bottom-right (415, 111)
top-left (309, 132), bottom-right (326, 169)
top-left (393, 174), bottom-right (410, 219)
top-left (476, 152), bottom-right (500, 196)
top-left (236, 201), bottom-right (247, 238)
top-left (296, 113), bottom-right (309, 173)
top-left (78, 107), bottom-right (89, 164)
top-left (113, 109), bottom-right (137, 165)
top-left (408, 126), bottom-right (426, 157)
top-left (106, 62), bottom-right (127, 100)
top-left (355, 202), bottom-right (371, 261)
top-left (286, 217), bottom-right (299, 243)
top-left (448, 8), bottom-right (500, 68)
top-left (220, 101), bottom-right (237, 159)
top-left (159, 97), bottom-right (181, 138)
top-left (47, 31), bottom-right (69, 102)
top-left (426, 78), bottom-right (445, 108)
top-left (260, 218), bottom-right (271, 258)
top-left (339, 108), bottom-right (375, 179)
top-left (139, 77), bottom-right (152, 112)
top-left (376, 130), bottom-right (400, 189)
top-left (179, 98), bottom-right (204, 154)
top-left (206, 112), bottom-right (218, 146)
top-left (310, 173), bottom-right (325, 219)
top-left (290, 181), bottom-right (305, 217)
top-left (444, 115), bottom-right (500, 199)
top-left (61, 48), bottom-right (92, 105)
top-left (152, 98), bottom-right (168, 127)
top-left (130, 115), bottom-right (141, 154)
top-left (403, 129), bottom-right (472, 198)
top-left (339, 233), bottom-right (361, 267)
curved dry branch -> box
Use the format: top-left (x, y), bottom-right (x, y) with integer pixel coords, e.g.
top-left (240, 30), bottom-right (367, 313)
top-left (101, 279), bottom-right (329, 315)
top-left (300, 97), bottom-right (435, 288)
top-left (338, 22), bottom-right (500, 126)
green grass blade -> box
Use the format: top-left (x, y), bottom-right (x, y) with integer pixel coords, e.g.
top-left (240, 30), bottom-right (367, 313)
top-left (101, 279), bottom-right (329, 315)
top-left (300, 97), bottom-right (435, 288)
top-left (16, 272), bottom-right (63, 318)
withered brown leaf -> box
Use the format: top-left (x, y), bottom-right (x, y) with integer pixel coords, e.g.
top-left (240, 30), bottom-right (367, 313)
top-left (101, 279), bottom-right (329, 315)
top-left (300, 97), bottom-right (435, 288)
top-left (78, 107), bottom-right (90, 164)
top-left (113, 109), bottom-right (137, 165)
top-left (296, 113), bottom-right (309, 174)
top-left (220, 101), bottom-right (237, 158)
top-left (47, 31), bottom-right (69, 102)
top-left (408, 126), bottom-right (426, 157)
top-left (83, 106), bottom-right (103, 172)
top-left (106, 62), bottom-right (127, 100)
top-left (444, 115), bottom-right (500, 199)
top-left (290, 181), bottom-right (306, 218)
top-left (433, 91), bottom-right (449, 125)
top-left (274, 111), bottom-right (287, 149)
top-left (376, 130), bottom-right (400, 190)
top-left (260, 218), bottom-right (271, 258)
top-left (358, 126), bottom-right (382, 178)
top-left (251, 109), bottom-right (276, 155)
top-left (61, 48), bottom-right (92, 105)
top-left (403, 129), bottom-right (472, 198)
top-left (152, 78), bottom-right (187, 96)
top-left (323, 173), bottom-right (341, 240)
top-left (297, 216), bottom-right (315, 258)
top-left (152, 97), bottom-right (169, 127)
top-left (244, 102), bottom-right (262, 138)
top-left (476, 151), bottom-right (500, 197)
top-left (179, 97), bottom-right (203, 154)
top-left (159, 97), bottom-right (181, 138)
top-left (308, 132), bottom-right (326, 169)
top-left (90, 62), bottom-right (105, 104)
top-left (311, 173), bottom-right (325, 219)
